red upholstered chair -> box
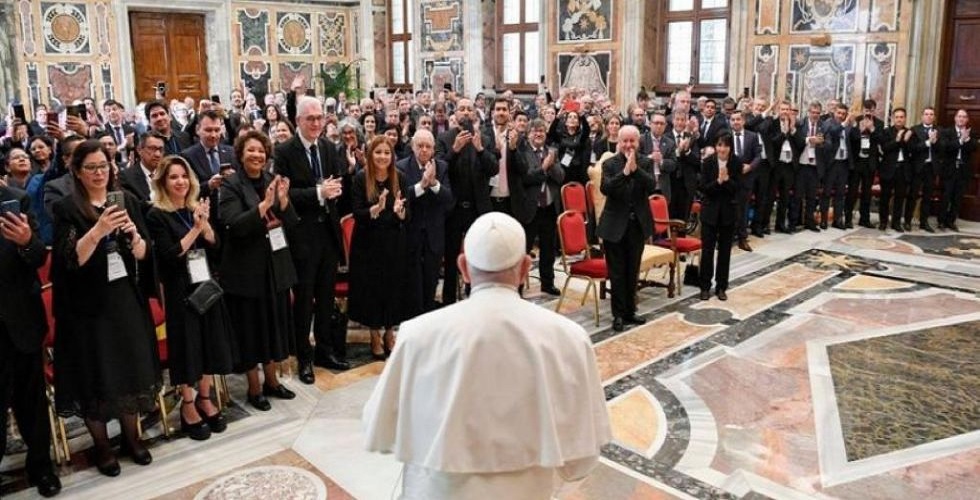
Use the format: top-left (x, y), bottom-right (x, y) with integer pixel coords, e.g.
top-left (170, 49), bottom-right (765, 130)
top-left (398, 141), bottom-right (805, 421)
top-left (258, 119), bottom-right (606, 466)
top-left (147, 297), bottom-right (173, 438)
top-left (649, 195), bottom-right (702, 294)
top-left (335, 215), bottom-right (355, 310)
top-left (40, 285), bottom-right (70, 464)
top-left (556, 211), bottom-right (607, 326)
top-left (38, 251), bottom-right (52, 286)
top-left (561, 182), bottom-right (589, 221)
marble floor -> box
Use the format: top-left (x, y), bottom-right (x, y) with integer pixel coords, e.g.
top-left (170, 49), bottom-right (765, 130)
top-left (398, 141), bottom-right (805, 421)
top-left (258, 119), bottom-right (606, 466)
top-left (3, 221), bottom-right (980, 499)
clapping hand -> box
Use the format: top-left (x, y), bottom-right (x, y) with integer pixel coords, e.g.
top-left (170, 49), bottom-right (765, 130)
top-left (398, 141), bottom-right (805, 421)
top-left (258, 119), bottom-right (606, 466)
top-left (928, 128), bottom-right (939, 143)
top-left (393, 193), bottom-right (406, 220)
top-left (320, 175), bottom-right (343, 200)
top-left (276, 176), bottom-right (291, 208)
top-left (718, 164), bottom-right (729, 183)
top-left (623, 149), bottom-right (637, 176)
top-left (193, 199), bottom-right (211, 229)
top-left (259, 176), bottom-right (279, 217)
top-left (370, 188), bottom-right (389, 219)
top-left (422, 160), bottom-right (436, 188)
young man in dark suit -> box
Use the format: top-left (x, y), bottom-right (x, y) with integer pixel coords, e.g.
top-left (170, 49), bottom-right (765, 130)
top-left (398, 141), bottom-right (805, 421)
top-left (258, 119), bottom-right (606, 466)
top-left (820, 104), bottom-right (856, 229)
top-left (880, 108), bottom-right (915, 231)
top-left (596, 125), bottom-right (655, 332)
top-left (181, 110), bottom-right (239, 232)
top-left (845, 99), bottom-right (885, 228)
top-left (119, 132), bottom-right (166, 212)
top-left (101, 99), bottom-right (136, 170)
top-left (516, 119), bottom-right (565, 296)
top-left (939, 109), bottom-right (976, 231)
top-left (696, 99), bottom-right (730, 149)
top-left (767, 101), bottom-right (803, 233)
top-left (906, 107), bottom-right (943, 232)
top-left (0, 187), bottom-right (61, 497)
top-left (792, 102), bottom-right (830, 232)
top-left (145, 100), bottom-right (192, 156)
top-left (274, 96), bottom-right (349, 382)
top-left (744, 98), bottom-right (777, 236)
top-left (729, 110), bottom-right (763, 250)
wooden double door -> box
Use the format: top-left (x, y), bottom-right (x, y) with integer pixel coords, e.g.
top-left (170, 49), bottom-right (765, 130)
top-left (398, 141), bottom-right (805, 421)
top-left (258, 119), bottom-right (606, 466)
top-left (130, 11), bottom-right (209, 103)
top-left (938, 0), bottom-right (980, 221)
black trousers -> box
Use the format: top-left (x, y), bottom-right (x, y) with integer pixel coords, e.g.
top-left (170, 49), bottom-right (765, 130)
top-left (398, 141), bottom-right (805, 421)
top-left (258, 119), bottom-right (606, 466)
top-left (735, 167), bottom-right (757, 240)
top-left (878, 177), bottom-right (896, 226)
top-left (0, 326), bottom-right (54, 477)
top-left (821, 160), bottom-right (849, 224)
top-left (524, 205), bottom-right (559, 287)
top-left (750, 162), bottom-right (773, 233)
top-left (771, 161), bottom-right (795, 230)
top-left (904, 164), bottom-right (938, 225)
top-left (940, 165), bottom-right (970, 225)
top-left (603, 217), bottom-right (645, 320)
top-left (442, 205), bottom-right (477, 305)
top-left (890, 162), bottom-right (911, 225)
top-left (669, 179), bottom-right (692, 223)
top-left (490, 197), bottom-right (512, 216)
top-left (845, 158), bottom-right (874, 224)
top-left (407, 238), bottom-right (443, 316)
top-left (292, 233), bottom-right (342, 362)
top-left (792, 165), bottom-right (820, 227)
top-left (700, 222), bottom-right (735, 292)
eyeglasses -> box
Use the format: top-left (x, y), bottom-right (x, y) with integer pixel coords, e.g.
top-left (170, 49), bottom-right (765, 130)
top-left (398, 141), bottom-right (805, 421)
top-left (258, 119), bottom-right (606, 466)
top-left (302, 115), bottom-right (326, 123)
top-left (80, 162), bottom-right (110, 173)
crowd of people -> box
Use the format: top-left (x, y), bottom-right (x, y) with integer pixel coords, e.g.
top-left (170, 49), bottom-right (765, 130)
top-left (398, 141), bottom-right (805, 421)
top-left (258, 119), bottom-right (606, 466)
top-left (0, 75), bottom-right (976, 497)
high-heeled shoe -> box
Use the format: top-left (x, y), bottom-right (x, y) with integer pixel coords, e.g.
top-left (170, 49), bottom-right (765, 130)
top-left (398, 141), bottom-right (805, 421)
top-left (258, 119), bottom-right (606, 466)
top-left (196, 395), bottom-right (227, 433)
top-left (120, 439), bottom-right (153, 466)
top-left (180, 399), bottom-right (212, 441)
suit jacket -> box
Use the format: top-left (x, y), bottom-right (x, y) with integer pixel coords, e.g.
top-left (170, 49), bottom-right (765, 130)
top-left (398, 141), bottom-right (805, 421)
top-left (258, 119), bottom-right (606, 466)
top-left (880, 126), bottom-right (913, 181)
top-left (821, 119), bottom-right (855, 171)
top-left (699, 155), bottom-right (741, 226)
top-left (181, 141), bottom-right (240, 223)
top-left (0, 186), bottom-right (48, 353)
top-left (596, 153), bottom-right (657, 243)
top-left (942, 127), bottom-right (977, 180)
top-left (639, 133), bottom-right (678, 200)
top-left (435, 126), bottom-right (499, 214)
top-left (486, 127), bottom-right (529, 220)
top-left (909, 124), bottom-right (945, 176)
top-left (103, 122), bottom-right (137, 168)
top-left (744, 113), bottom-right (777, 165)
top-left (768, 119), bottom-right (805, 167)
top-left (43, 173), bottom-right (74, 220)
top-left (162, 129), bottom-right (193, 156)
top-left (273, 135), bottom-right (346, 261)
top-left (119, 161), bottom-right (154, 208)
top-left (668, 130), bottom-right (701, 198)
top-left (848, 117), bottom-right (886, 172)
top-left (217, 170), bottom-right (299, 297)
top-left (731, 129), bottom-right (763, 175)
top-left (696, 115), bottom-right (730, 148)
top-left (794, 118), bottom-right (830, 177)
top-left (396, 154), bottom-right (454, 254)
top-left (516, 141), bottom-right (566, 223)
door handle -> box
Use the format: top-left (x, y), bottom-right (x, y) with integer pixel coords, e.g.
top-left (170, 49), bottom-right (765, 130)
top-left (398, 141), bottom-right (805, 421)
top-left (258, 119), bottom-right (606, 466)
top-left (959, 95), bottom-right (977, 101)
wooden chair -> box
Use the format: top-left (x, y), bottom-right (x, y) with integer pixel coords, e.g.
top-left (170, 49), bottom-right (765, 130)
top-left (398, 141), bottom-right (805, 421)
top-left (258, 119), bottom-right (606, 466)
top-left (649, 195), bottom-right (702, 295)
top-left (556, 211), bottom-right (608, 326)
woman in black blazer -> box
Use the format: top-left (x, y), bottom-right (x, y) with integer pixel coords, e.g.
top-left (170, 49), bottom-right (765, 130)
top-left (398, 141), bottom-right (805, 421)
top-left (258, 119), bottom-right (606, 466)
top-left (51, 140), bottom-right (159, 475)
top-left (146, 156), bottom-right (236, 440)
top-left (699, 133), bottom-right (740, 301)
top-left (219, 131), bottom-right (299, 411)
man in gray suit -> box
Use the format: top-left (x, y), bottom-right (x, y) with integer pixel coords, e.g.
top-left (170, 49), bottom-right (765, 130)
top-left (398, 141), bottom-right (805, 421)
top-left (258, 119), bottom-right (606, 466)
top-left (516, 119), bottom-right (564, 296)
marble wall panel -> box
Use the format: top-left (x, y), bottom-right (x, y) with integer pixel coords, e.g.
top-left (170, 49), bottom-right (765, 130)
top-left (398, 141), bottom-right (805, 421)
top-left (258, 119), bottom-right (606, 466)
top-left (41, 2), bottom-right (91, 55)
top-left (418, 0), bottom-right (465, 92)
top-left (93, 1), bottom-right (110, 56)
top-left (372, 8), bottom-right (387, 86)
top-left (786, 45), bottom-right (856, 110)
top-left (17, 1), bottom-right (37, 57)
top-left (557, 52), bottom-right (610, 96)
top-left (318, 12), bottom-right (346, 58)
top-left (278, 61), bottom-right (313, 95)
top-left (276, 12), bottom-right (313, 56)
top-left (864, 42), bottom-right (897, 119)
top-left (240, 60), bottom-right (271, 96)
top-left (46, 62), bottom-right (92, 105)
top-left (556, 0), bottom-right (613, 43)
top-left (755, 0), bottom-right (781, 35)
top-left (481, 0), bottom-right (496, 90)
top-left (421, 57), bottom-right (463, 93)
top-left (237, 8), bottom-right (270, 56)
top-left (752, 44), bottom-right (779, 100)
top-left (791, 0), bottom-right (860, 33)
top-left (869, 0), bottom-right (900, 32)
top-left (100, 61), bottom-right (112, 99)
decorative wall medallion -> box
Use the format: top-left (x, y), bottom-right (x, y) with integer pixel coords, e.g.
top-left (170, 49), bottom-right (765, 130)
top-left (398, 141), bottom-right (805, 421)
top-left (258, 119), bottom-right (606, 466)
top-left (41, 3), bottom-right (90, 54)
top-left (318, 12), bottom-right (346, 58)
top-left (46, 62), bottom-right (92, 106)
top-left (753, 44), bottom-right (779, 100)
top-left (18, 0), bottom-right (37, 56)
top-left (557, 52), bottom-right (611, 95)
top-left (791, 0), bottom-right (858, 33)
top-left (277, 12), bottom-right (312, 55)
top-left (557, 0), bottom-right (612, 43)
top-left (238, 8), bottom-right (269, 56)
top-left (194, 466), bottom-right (326, 500)
top-left (864, 43), bottom-right (897, 120)
top-left (240, 61), bottom-right (271, 95)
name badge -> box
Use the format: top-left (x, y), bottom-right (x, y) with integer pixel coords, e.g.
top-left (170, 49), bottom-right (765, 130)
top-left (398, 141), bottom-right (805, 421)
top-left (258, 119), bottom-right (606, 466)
top-left (561, 152), bottom-right (574, 167)
top-left (186, 249), bottom-right (211, 284)
top-left (780, 141), bottom-right (792, 162)
top-left (269, 226), bottom-right (288, 252)
top-left (860, 137), bottom-right (870, 150)
top-left (807, 146), bottom-right (816, 161)
top-left (488, 175), bottom-right (500, 187)
top-left (590, 151), bottom-right (596, 163)
top-left (107, 251), bottom-right (128, 282)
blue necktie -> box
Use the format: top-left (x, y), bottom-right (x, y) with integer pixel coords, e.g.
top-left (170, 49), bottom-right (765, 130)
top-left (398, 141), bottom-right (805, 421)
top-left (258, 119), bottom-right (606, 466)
top-left (208, 149), bottom-right (220, 175)
top-left (309, 144), bottom-right (322, 179)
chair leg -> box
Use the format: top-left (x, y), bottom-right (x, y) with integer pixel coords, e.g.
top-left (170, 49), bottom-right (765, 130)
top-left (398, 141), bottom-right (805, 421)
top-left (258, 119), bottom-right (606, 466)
top-left (157, 389), bottom-right (170, 438)
top-left (46, 404), bottom-right (62, 465)
top-left (667, 261), bottom-right (676, 298)
top-left (580, 279), bottom-right (592, 306)
top-left (554, 276), bottom-right (572, 313)
top-left (590, 279), bottom-right (600, 326)
top-left (57, 416), bottom-right (70, 464)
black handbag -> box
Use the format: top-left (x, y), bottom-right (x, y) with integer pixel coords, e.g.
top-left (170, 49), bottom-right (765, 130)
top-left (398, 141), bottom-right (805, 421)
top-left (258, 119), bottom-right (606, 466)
top-left (186, 280), bottom-right (224, 315)
top-left (683, 263), bottom-right (700, 286)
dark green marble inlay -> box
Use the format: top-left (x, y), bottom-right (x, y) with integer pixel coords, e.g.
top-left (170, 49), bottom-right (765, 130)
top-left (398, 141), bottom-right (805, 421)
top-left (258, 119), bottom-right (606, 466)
top-left (827, 322), bottom-right (980, 462)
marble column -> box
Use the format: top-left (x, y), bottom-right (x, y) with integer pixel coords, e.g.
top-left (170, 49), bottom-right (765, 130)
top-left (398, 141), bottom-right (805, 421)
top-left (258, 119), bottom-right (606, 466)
top-left (360, 0), bottom-right (377, 90)
top-left (621, 0), bottom-right (642, 106)
top-left (728, 0), bottom-right (750, 96)
top-left (462, 0), bottom-right (483, 96)
top-left (906, 0), bottom-right (948, 116)
top-left (0, 0), bottom-right (18, 107)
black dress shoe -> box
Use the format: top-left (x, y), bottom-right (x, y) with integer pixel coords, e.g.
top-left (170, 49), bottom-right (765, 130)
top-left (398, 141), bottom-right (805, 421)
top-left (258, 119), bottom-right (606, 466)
top-left (949, 222), bottom-right (960, 232)
top-left (819, 222), bottom-right (828, 230)
top-left (612, 317), bottom-right (625, 332)
top-left (859, 220), bottom-right (873, 228)
top-left (298, 360), bottom-right (315, 385)
top-left (121, 440), bottom-right (152, 466)
top-left (541, 284), bottom-right (562, 296)
top-left (28, 470), bottom-right (62, 498)
top-left (878, 222), bottom-right (887, 230)
top-left (751, 229), bottom-right (765, 238)
top-left (247, 393), bottom-right (271, 411)
top-left (844, 221), bottom-right (854, 229)
top-left (920, 223), bottom-right (935, 233)
top-left (96, 458), bottom-right (121, 477)
top-left (716, 290), bottom-right (728, 301)
top-left (196, 396), bottom-right (228, 433)
top-left (737, 239), bottom-right (753, 252)
top-left (180, 401), bottom-right (212, 441)
top-left (902, 222), bottom-right (912, 232)
top-left (891, 223), bottom-right (904, 232)
top-left (262, 383), bottom-right (296, 400)
top-left (315, 355), bottom-right (351, 371)
top-left (699, 289), bottom-right (711, 301)
top-left (806, 225), bottom-right (821, 233)
top-left (763, 227), bottom-right (772, 235)
top-left (832, 222), bottom-right (846, 230)
top-left (624, 314), bottom-right (647, 325)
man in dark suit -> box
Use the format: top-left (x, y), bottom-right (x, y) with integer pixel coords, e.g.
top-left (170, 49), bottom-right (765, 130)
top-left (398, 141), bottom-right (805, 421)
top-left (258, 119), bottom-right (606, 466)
top-left (120, 132), bottom-right (165, 212)
top-left (516, 118), bottom-right (564, 296)
top-left (274, 96), bottom-right (349, 381)
top-left (820, 104), bottom-right (856, 229)
top-left (938, 109), bottom-right (976, 231)
top-left (0, 187), bottom-right (61, 497)
top-left (101, 99), bottom-right (136, 170)
top-left (792, 102), bottom-right (829, 232)
top-left (42, 135), bottom-right (83, 220)
top-left (880, 108), bottom-right (915, 231)
top-left (596, 125), bottom-right (655, 332)
top-left (667, 112), bottom-right (700, 222)
top-left (181, 110), bottom-right (239, 229)
top-left (640, 113), bottom-right (678, 200)
top-left (145, 100), bottom-right (192, 156)
top-left (435, 98), bottom-right (499, 305)
top-left (744, 98), bottom-right (777, 236)
top-left (486, 98), bottom-right (527, 218)
top-left (767, 101), bottom-right (803, 233)
top-left (729, 110), bottom-right (763, 250)
top-left (696, 99), bottom-right (729, 149)
top-left (397, 129), bottom-right (454, 314)
top-left (906, 107), bottom-right (943, 232)
top-left (845, 99), bottom-right (885, 228)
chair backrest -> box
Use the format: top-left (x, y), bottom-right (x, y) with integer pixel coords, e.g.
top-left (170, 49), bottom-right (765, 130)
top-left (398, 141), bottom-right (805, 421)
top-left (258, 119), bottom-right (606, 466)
top-left (340, 214), bottom-right (355, 262)
top-left (41, 284), bottom-right (54, 338)
top-left (649, 194), bottom-right (671, 236)
top-left (561, 182), bottom-right (588, 219)
top-left (38, 251), bottom-right (52, 286)
top-left (557, 211), bottom-right (589, 258)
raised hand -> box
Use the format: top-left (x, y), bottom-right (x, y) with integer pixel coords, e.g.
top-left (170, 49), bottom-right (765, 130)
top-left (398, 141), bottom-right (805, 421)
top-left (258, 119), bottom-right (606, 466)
top-left (452, 130), bottom-right (473, 152)
top-left (276, 176), bottom-right (291, 208)
top-left (393, 194), bottom-right (406, 220)
top-left (94, 205), bottom-right (128, 239)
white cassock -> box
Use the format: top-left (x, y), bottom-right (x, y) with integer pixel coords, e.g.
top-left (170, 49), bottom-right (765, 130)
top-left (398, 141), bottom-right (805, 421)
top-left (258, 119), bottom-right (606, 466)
top-left (363, 284), bottom-right (611, 500)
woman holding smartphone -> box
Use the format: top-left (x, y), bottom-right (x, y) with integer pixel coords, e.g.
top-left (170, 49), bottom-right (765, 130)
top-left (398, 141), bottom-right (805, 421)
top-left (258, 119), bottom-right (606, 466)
top-left (51, 140), bottom-right (159, 476)
top-left (698, 133), bottom-right (740, 301)
top-left (219, 131), bottom-right (298, 411)
top-left (146, 156), bottom-right (236, 440)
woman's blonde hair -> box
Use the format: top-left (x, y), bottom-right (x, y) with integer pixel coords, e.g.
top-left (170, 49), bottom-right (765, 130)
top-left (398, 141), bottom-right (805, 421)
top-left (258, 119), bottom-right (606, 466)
top-left (152, 155), bottom-right (201, 212)
top-left (364, 136), bottom-right (399, 202)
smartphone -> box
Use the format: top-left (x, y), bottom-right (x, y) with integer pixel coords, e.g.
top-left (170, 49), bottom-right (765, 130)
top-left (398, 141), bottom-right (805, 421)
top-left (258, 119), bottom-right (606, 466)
top-left (106, 191), bottom-right (125, 211)
top-left (743, 87), bottom-right (750, 98)
top-left (156, 81), bottom-right (167, 96)
top-left (369, 90), bottom-right (376, 100)
top-left (0, 199), bottom-right (21, 217)
top-left (210, 94), bottom-right (221, 104)
top-left (689, 76), bottom-right (696, 85)
top-left (66, 104), bottom-right (80, 119)
top-left (12, 104), bottom-right (26, 123)
top-left (305, 88), bottom-right (316, 97)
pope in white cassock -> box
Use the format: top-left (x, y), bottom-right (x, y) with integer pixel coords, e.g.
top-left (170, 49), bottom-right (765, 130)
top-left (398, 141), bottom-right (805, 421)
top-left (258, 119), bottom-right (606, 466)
top-left (363, 212), bottom-right (611, 499)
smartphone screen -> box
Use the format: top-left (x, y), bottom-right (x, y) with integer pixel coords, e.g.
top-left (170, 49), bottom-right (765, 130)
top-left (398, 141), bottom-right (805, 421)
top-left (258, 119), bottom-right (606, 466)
top-left (210, 94), bottom-right (221, 104)
top-left (12, 104), bottom-right (26, 123)
top-left (106, 191), bottom-right (125, 210)
top-left (66, 105), bottom-right (80, 118)
top-left (0, 199), bottom-right (21, 217)
top-left (77, 104), bottom-right (88, 121)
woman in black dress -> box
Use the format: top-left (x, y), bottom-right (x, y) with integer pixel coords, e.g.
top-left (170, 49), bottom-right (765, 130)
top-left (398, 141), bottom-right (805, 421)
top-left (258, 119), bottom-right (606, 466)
top-left (698, 133), bottom-right (741, 302)
top-left (146, 156), bottom-right (235, 440)
top-left (219, 131), bottom-right (298, 411)
top-left (51, 140), bottom-right (159, 476)
top-left (546, 108), bottom-right (592, 185)
top-left (349, 136), bottom-right (409, 359)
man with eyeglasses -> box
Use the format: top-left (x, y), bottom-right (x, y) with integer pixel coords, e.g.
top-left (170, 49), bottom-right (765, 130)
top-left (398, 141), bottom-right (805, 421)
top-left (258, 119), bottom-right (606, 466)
top-left (274, 96), bottom-right (350, 382)
top-left (119, 132), bottom-right (166, 211)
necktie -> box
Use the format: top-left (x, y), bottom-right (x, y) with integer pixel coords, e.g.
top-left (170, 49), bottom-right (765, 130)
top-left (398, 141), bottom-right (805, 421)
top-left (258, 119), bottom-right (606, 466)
top-left (535, 149), bottom-right (547, 207)
top-left (926, 126), bottom-right (933, 162)
top-left (115, 126), bottom-right (123, 145)
top-left (309, 143), bottom-right (322, 179)
top-left (735, 132), bottom-right (742, 157)
top-left (701, 119), bottom-right (708, 136)
top-left (208, 148), bottom-right (220, 175)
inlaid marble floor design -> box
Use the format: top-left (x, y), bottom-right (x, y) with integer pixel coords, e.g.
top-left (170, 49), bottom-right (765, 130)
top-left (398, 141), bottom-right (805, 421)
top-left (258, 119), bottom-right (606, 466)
top-left (3, 223), bottom-right (980, 499)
